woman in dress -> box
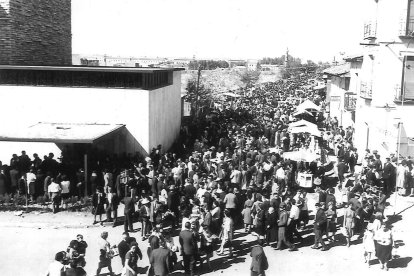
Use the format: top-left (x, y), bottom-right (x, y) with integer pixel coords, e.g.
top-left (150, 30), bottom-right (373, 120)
top-left (92, 187), bottom-right (106, 225)
top-left (343, 202), bottom-right (355, 247)
top-left (396, 161), bottom-right (407, 195)
top-left (325, 201), bottom-right (337, 242)
top-left (363, 223), bottom-right (376, 267)
top-left (374, 222), bottom-right (394, 271)
top-left (217, 209), bottom-right (234, 257)
top-left (242, 192), bottom-right (254, 233)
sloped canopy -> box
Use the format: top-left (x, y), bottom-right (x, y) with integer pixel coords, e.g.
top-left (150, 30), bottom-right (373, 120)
top-left (293, 109), bottom-right (313, 117)
top-left (290, 125), bottom-right (322, 137)
top-left (289, 119), bottom-right (318, 129)
top-left (282, 150), bottom-right (320, 162)
top-left (296, 100), bottom-right (321, 111)
top-left (0, 122), bottom-right (125, 143)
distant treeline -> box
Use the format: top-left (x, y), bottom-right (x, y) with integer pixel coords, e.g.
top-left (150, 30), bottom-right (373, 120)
top-left (188, 60), bottom-right (230, 70)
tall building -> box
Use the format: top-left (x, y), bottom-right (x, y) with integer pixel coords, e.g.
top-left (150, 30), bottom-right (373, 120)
top-left (354, 0), bottom-right (414, 157)
top-left (0, 0), bottom-right (72, 65)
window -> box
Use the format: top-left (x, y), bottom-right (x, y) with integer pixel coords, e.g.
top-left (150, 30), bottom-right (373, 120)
top-left (400, 56), bottom-right (414, 100)
top-left (400, 0), bottom-right (414, 36)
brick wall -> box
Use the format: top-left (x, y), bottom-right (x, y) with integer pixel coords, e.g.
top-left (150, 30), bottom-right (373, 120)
top-left (0, 0), bottom-right (72, 66)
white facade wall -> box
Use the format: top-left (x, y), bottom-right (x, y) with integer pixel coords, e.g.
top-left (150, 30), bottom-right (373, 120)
top-left (328, 76), bottom-right (354, 128)
top-left (0, 71), bottom-right (182, 157)
top-left (354, 0), bottom-right (414, 158)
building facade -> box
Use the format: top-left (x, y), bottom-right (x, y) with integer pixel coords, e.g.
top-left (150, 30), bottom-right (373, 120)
top-left (0, 66), bottom-right (183, 159)
top-left (354, 0), bottom-right (414, 157)
top-left (0, 0), bottom-right (72, 65)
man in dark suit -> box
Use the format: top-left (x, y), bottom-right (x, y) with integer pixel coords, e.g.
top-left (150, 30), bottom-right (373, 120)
top-left (382, 157), bottom-right (395, 195)
top-left (150, 239), bottom-right (172, 276)
top-left (122, 194), bottom-right (135, 233)
top-left (167, 186), bottom-right (180, 227)
top-left (337, 158), bottom-right (348, 184)
top-left (118, 232), bottom-right (138, 266)
top-left (179, 222), bottom-right (197, 276)
top-left (250, 237), bottom-right (269, 276)
top-left (311, 203), bottom-right (327, 251)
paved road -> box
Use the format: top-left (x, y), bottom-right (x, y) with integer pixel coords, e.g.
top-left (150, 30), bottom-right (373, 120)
top-left (0, 194), bottom-right (413, 276)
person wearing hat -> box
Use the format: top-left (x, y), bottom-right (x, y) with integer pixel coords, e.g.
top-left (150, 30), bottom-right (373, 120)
top-left (312, 203), bottom-right (328, 251)
top-left (275, 202), bottom-right (296, 251)
top-left (139, 198), bottom-right (151, 240)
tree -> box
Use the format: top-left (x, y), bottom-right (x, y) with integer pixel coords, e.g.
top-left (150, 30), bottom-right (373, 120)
top-left (238, 69), bottom-right (261, 87)
top-left (183, 76), bottom-right (213, 116)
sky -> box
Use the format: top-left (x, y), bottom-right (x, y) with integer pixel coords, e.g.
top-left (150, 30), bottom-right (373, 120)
top-left (72, 0), bottom-right (370, 62)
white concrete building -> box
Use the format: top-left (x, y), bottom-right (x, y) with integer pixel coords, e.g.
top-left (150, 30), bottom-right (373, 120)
top-left (0, 65), bottom-right (183, 162)
top-left (354, 0), bottom-right (414, 157)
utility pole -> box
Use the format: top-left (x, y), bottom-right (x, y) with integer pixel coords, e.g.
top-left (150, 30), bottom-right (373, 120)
top-left (194, 65), bottom-right (202, 119)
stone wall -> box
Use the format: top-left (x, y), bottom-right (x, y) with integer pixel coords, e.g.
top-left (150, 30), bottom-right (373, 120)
top-left (0, 0), bottom-right (72, 65)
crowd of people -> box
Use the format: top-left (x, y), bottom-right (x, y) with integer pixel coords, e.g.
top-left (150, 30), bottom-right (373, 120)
top-left (3, 71), bottom-right (407, 275)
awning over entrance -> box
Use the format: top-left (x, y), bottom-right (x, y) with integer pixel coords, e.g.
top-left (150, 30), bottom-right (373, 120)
top-left (0, 122), bottom-right (125, 143)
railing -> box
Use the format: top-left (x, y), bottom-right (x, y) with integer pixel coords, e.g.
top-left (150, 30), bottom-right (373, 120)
top-left (395, 84), bottom-right (402, 101)
top-left (360, 81), bottom-right (373, 99)
top-left (344, 93), bottom-right (357, 111)
top-left (363, 21), bottom-right (377, 39)
top-left (399, 15), bottom-right (414, 37)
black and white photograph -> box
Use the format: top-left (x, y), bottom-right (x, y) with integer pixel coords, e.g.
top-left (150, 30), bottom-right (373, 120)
top-left (0, 0), bottom-right (413, 275)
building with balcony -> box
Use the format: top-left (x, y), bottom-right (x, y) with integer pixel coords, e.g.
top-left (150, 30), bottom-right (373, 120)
top-left (0, 65), bottom-right (183, 163)
top-left (354, 0), bottom-right (414, 158)
top-left (323, 62), bottom-right (358, 128)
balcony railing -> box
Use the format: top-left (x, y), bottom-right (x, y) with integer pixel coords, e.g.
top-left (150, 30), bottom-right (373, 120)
top-left (399, 15), bottom-right (414, 37)
top-left (363, 21), bottom-right (377, 39)
top-left (344, 93), bottom-right (357, 111)
top-left (360, 81), bottom-right (373, 99)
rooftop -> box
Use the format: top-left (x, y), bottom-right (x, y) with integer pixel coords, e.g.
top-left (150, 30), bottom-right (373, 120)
top-left (323, 63), bottom-right (350, 76)
top-left (0, 65), bottom-right (184, 90)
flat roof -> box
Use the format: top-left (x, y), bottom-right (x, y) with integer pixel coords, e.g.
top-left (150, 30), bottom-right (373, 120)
top-left (0, 65), bottom-right (185, 73)
top-left (0, 123), bottom-right (125, 144)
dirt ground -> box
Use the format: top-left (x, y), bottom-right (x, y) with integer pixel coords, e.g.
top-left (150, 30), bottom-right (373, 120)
top-left (0, 194), bottom-right (413, 276)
